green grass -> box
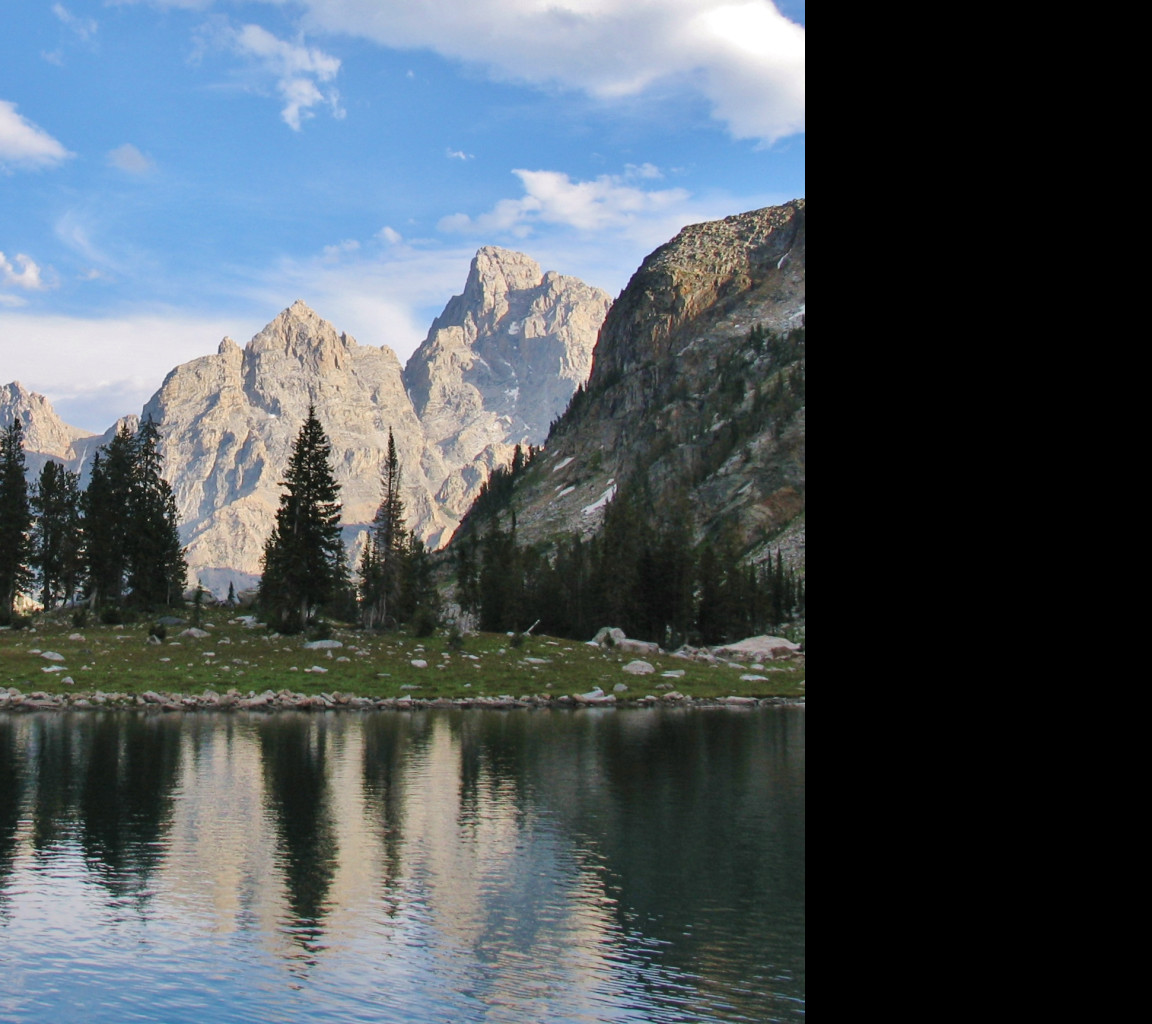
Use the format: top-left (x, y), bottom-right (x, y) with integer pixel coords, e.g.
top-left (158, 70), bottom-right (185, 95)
top-left (0, 609), bottom-right (806, 701)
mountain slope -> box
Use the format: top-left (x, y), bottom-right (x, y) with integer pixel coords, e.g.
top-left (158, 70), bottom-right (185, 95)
top-left (455, 200), bottom-right (806, 568)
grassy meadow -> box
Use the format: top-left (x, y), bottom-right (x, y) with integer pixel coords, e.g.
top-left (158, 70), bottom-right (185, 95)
top-left (0, 608), bottom-right (805, 703)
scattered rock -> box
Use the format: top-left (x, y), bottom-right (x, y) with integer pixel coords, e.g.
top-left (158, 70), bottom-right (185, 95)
top-left (303, 639), bottom-right (343, 649)
top-left (591, 626), bottom-right (626, 647)
top-left (713, 635), bottom-right (802, 661)
top-left (622, 660), bottom-right (654, 675)
top-left (573, 687), bottom-right (616, 705)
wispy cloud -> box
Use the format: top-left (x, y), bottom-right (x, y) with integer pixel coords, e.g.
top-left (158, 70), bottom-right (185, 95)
top-left (446, 148), bottom-right (473, 161)
top-left (54, 210), bottom-right (115, 271)
top-left (0, 100), bottom-right (74, 171)
top-left (228, 22), bottom-right (344, 130)
top-left (321, 238), bottom-right (361, 262)
top-left (107, 142), bottom-right (156, 175)
top-left (438, 168), bottom-right (691, 237)
top-left (52, 4), bottom-right (98, 42)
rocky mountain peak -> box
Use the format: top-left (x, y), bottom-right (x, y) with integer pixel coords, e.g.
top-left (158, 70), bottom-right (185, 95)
top-left (460, 247), bottom-right (546, 324)
top-left (0, 381), bottom-right (95, 457)
top-left (402, 249), bottom-right (611, 527)
top-left (592, 199), bottom-right (805, 381)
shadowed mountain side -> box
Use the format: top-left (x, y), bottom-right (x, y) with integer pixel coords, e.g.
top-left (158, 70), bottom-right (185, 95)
top-left (453, 200), bottom-right (806, 570)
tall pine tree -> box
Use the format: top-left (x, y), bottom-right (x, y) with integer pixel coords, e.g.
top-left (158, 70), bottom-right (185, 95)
top-left (126, 418), bottom-right (186, 608)
top-left (0, 419), bottom-right (33, 622)
top-left (30, 460), bottom-right (83, 610)
top-left (359, 428), bottom-right (406, 629)
top-left (82, 424), bottom-right (136, 609)
top-left (259, 405), bottom-right (346, 631)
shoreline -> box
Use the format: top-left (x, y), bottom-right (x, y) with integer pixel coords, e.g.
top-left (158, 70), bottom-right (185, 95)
top-left (1, 687), bottom-right (805, 713)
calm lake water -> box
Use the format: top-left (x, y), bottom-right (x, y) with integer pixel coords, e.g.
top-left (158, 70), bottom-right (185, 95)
top-left (0, 706), bottom-right (804, 1023)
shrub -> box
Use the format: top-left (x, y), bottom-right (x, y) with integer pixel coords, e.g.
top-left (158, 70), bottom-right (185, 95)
top-left (307, 620), bottom-right (333, 641)
top-left (411, 605), bottom-right (438, 638)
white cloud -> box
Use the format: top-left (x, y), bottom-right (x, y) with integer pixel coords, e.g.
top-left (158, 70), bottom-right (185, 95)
top-left (229, 22), bottom-right (344, 130)
top-left (1, 252), bottom-right (48, 292)
top-left (293, 0), bottom-right (804, 143)
top-left (0, 100), bottom-right (74, 171)
top-left (446, 148), bottom-right (473, 161)
top-left (113, 1), bottom-right (802, 141)
top-left (438, 168), bottom-right (691, 237)
top-left (377, 226), bottom-right (402, 244)
top-left (107, 143), bottom-right (155, 174)
top-left (0, 310), bottom-right (255, 432)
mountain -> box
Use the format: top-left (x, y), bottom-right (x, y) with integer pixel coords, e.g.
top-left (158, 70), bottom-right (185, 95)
top-left (453, 200), bottom-right (806, 569)
top-left (0, 381), bottom-right (132, 483)
top-left (4, 248), bottom-right (609, 595)
top-left (404, 247), bottom-right (611, 523)
top-left (137, 300), bottom-right (442, 595)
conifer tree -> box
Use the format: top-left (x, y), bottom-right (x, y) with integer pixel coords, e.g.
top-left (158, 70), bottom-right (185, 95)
top-left (398, 529), bottom-right (439, 633)
top-left (259, 405), bottom-right (346, 631)
top-left (455, 530), bottom-right (480, 617)
top-left (359, 428), bottom-right (406, 629)
top-left (0, 419), bottom-right (33, 622)
top-left (126, 418), bottom-right (186, 608)
top-left (82, 425), bottom-right (136, 608)
top-left (30, 459), bottom-right (83, 610)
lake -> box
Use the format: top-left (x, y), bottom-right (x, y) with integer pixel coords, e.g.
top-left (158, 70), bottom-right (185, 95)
top-left (0, 706), bottom-right (804, 1023)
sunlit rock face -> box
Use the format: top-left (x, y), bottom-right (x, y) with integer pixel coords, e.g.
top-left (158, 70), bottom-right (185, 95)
top-left (0, 381), bottom-right (93, 458)
top-left (404, 247), bottom-right (611, 524)
top-left (140, 300), bottom-right (446, 591)
top-left (100, 249), bottom-right (608, 592)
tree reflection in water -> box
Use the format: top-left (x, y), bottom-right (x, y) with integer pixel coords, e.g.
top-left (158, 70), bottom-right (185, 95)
top-left (75, 714), bottom-right (183, 903)
top-left (0, 717), bottom-right (22, 914)
top-left (257, 713), bottom-right (339, 960)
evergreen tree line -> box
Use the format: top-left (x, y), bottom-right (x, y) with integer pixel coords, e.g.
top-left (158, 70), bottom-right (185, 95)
top-left (456, 484), bottom-right (804, 648)
top-left (455, 442), bottom-right (536, 534)
top-left (256, 407), bottom-right (438, 635)
top-left (0, 417), bottom-right (186, 624)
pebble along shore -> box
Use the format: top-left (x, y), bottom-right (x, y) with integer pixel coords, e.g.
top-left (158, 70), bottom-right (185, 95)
top-left (1, 687), bottom-right (804, 712)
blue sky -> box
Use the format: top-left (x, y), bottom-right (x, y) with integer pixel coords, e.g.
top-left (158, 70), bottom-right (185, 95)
top-left (1, 0), bottom-right (805, 433)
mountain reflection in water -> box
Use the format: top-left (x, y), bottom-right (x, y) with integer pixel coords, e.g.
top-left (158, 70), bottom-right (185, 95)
top-left (0, 707), bottom-right (804, 1023)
